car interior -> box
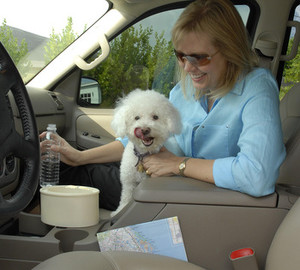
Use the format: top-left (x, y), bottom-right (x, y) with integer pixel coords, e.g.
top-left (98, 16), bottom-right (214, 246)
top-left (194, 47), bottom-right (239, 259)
top-left (0, 0), bottom-right (300, 269)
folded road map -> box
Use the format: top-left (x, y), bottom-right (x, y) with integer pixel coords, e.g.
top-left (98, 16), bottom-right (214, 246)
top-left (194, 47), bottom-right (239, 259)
top-left (97, 216), bottom-right (188, 261)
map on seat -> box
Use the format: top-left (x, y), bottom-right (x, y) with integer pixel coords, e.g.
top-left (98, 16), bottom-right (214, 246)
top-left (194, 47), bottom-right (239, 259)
top-left (97, 216), bottom-right (188, 261)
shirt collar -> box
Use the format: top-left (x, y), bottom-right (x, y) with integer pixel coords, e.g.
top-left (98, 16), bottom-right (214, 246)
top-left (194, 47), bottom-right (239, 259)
top-left (229, 77), bottom-right (245, 96)
top-left (192, 71), bottom-right (247, 100)
top-left (229, 70), bottom-right (251, 96)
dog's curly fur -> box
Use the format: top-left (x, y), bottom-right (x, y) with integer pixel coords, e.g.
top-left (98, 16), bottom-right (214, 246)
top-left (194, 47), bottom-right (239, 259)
top-left (111, 89), bottom-right (182, 216)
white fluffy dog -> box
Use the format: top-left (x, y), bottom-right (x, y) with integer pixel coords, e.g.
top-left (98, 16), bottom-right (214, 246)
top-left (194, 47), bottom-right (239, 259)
top-left (111, 89), bottom-right (182, 216)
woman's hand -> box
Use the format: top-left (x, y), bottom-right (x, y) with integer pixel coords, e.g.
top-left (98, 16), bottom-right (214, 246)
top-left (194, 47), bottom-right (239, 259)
top-left (39, 132), bottom-right (82, 166)
top-left (142, 147), bottom-right (182, 177)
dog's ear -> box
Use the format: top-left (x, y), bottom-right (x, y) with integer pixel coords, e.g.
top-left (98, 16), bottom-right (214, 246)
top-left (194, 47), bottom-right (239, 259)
top-left (167, 105), bottom-right (182, 135)
top-left (111, 102), bottom-right (128, 138)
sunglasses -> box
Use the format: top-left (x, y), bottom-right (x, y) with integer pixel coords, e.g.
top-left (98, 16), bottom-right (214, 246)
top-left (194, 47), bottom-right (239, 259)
top-left (174, 49), bottom-right (218, 67)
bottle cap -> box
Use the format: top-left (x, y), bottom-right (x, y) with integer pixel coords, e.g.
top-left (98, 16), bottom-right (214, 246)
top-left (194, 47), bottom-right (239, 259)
top-left (47, 124), bottom-right (57, 131)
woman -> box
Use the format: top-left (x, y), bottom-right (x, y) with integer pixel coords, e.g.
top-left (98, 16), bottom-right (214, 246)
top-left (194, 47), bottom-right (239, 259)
top-left (41, 0), bottom-right (285, 210)
top-left (142, 0), bottom-right (286, 197)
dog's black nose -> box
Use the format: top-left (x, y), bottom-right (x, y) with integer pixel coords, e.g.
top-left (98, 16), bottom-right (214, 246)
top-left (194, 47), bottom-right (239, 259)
top-left (141, 128), bottom-right (151, 135)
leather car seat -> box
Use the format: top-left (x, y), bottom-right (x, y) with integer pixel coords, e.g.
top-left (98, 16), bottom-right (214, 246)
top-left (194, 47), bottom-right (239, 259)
top-left (265, 197), bottom-right (300, 270)
top-left (33, 249), bottom-right (206, 270)
top-left (277, 83), bottom-right (300, 185)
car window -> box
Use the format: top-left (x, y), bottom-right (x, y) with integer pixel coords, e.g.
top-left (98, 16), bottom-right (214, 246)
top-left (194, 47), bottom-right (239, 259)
top-left (81, 4), bottom-right (251, 108)
top-left (0, 0), bottom-right (109, 83)
top-left (280, 4), bottom-right (300, 99)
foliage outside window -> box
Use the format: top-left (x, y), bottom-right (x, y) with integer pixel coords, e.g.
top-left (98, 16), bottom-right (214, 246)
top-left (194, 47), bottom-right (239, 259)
top-left (0, 0), bottom-right (108, 83)
top-left (280, 5), bottom-right (300, 100)
top-left (0, 19), bottom-right (31, 78)
top-left (83, 25), bottom-right (176, 108)
top-left (280, 37), bottom-right (300, 100)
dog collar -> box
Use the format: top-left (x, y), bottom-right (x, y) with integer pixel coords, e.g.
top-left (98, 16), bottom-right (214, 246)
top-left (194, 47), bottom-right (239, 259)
top-left (133, 147), bottom-right (150, 167)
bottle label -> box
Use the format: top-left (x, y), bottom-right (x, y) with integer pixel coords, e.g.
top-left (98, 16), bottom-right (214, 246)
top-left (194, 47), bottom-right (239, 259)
top-left (46, 132), bottom-right (52, 140)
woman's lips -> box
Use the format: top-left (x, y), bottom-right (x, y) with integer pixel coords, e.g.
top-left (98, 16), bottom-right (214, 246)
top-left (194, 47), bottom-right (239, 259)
top-left (190, 72), bottom-right (206, 82)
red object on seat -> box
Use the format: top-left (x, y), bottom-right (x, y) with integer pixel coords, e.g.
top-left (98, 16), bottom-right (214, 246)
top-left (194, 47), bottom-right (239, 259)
top-left (230, 248), bottom-right (254, 260)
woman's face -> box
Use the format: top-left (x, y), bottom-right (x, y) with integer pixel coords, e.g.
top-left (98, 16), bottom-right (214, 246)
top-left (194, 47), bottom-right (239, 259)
top-left (176, 31), bottom-right (227, 93)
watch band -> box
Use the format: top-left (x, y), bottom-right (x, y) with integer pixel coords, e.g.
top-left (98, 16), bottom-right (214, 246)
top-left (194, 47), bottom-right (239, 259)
top-left (179, 157), bottom-right (191, 176)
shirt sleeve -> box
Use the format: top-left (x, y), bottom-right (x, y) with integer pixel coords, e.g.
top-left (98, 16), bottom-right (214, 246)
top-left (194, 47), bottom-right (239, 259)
top-left (116, 136), bottom-right (128, 147)
top-left (213, 72), bottom-right (286, 197)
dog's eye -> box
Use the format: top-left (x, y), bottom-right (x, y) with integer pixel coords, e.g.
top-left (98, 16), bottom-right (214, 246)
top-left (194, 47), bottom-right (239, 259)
top-left (153, 115), bottom-right (159, 120)
top-left (135, 116), bottom-right (140, 121)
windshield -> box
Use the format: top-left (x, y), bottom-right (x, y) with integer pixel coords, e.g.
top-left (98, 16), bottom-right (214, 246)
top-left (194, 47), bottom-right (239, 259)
top-left (0, 0), bottom-right (109, 83)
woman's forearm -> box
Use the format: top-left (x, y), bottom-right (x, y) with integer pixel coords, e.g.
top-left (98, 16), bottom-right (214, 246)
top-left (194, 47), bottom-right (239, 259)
top-left (77, 140), bottom-right (124, 165)
top-left (180, 158), bottom-right (215, 184)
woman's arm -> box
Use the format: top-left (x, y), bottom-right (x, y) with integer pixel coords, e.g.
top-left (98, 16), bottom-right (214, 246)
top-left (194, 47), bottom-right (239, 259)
top-left (142, 148), bottom-right (215, 184)
top-left (40, 132), bottom-right (124, 166)
top-left (79, 140), bottom-right (124, 165)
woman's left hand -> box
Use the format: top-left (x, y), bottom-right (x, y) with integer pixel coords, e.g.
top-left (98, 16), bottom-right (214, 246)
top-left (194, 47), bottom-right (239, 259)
top-left (142, 147), bottom-right (182, 177)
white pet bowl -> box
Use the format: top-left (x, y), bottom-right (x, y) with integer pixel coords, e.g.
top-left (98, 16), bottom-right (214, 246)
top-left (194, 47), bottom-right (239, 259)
top-left (40, 185), bottom-right (100, 227)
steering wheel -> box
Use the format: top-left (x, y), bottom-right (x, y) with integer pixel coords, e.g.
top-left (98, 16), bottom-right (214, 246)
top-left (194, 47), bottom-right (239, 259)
top-left (0, 42), bottom-right (40, 217)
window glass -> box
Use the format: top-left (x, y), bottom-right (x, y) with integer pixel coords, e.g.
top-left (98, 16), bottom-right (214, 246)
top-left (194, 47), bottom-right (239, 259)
top-left (0, 0), bottom-right (109, 83)
top-left (280, 5), bottom-right (300, 100)
top-left (82, 5), bottom-right (250, 108)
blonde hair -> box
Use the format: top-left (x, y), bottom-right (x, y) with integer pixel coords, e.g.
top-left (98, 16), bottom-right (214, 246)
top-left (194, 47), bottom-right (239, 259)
top-left (172, 0), bottom-right (258, 99)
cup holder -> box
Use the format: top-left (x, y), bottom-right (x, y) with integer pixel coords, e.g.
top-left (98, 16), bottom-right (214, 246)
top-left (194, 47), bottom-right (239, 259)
top-left (55, 230), bottom-right (89, 252)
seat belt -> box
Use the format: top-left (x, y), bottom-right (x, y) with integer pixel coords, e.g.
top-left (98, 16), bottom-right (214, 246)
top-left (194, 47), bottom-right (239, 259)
top-left (229, 247), bottom-right (259, 270)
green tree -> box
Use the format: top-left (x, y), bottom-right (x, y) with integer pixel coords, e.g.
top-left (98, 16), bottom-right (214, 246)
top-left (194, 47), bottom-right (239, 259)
top-left (84, 25), bottom-right (175, 107)
top-left (280, 37), bottom-right (300, 99)
top-left (44, 17), bottom-right (78, 64)
top-left (0, 19), bottom-right (30, 77)
top-left (149, 31), bottom-right (176, 96)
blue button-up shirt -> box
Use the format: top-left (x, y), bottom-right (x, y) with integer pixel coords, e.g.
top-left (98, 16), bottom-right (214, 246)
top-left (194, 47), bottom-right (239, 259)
top-left (168, 68), bottom-right (286, 197)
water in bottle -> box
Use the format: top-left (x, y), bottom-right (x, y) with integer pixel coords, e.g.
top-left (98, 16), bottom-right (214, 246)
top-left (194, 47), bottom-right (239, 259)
top-left (40, 124), bottom-right (60, 187)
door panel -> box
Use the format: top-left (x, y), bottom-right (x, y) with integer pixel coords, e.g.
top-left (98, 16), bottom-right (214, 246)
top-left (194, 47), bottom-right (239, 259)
top-left (75, 112), bottom-right (115, 150)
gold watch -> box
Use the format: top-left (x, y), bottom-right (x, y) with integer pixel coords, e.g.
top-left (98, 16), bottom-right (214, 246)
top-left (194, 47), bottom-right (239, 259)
top-left (178, 157), bottom-right (191, 176)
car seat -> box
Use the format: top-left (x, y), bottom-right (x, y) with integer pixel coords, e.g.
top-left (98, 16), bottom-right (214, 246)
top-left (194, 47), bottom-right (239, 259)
top-left (277, 82), bottom-right (300, 186)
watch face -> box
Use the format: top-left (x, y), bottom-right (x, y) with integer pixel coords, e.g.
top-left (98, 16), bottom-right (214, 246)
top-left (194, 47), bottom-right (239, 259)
top-left (179, 163), bottom-right (185, 170)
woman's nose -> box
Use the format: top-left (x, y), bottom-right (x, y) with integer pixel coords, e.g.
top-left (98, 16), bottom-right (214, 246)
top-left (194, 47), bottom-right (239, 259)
top-left (183, 59), bottom-right (198, 72)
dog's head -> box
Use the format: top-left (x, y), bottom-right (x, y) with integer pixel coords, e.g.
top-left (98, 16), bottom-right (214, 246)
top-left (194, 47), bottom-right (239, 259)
top-left (111, 89), bottom-right (182, 153)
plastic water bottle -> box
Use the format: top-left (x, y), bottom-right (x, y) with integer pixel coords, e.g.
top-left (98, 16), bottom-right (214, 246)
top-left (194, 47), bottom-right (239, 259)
top-left (40, 124), bottom-right (60, 187)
